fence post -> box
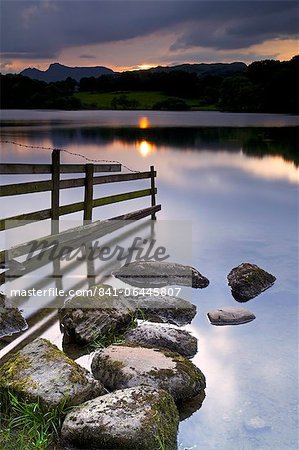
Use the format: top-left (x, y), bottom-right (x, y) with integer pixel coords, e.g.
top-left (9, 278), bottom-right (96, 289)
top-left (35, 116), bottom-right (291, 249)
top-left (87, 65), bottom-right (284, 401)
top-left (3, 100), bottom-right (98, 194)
top-left (51, 150), bottom-right (60, 234)
top-left (84, 164), bottom-right (94, 222)
top-left (150, 165), bottom-right (156, 220)
top-left (51, 150), bottom-right (62, 285)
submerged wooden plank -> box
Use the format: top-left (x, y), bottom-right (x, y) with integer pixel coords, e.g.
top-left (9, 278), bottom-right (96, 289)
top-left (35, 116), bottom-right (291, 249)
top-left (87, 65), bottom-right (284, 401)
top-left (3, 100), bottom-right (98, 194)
top-left (0, 205), bottom-right (161, 263)
top-left (0, 209), bottom-right (52, 232)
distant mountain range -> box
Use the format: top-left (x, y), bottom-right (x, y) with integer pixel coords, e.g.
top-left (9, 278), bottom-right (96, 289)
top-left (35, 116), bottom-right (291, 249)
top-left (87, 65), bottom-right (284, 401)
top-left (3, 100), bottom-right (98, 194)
top-left (20, 63), bottom-right (114, 82)
top-left (149, 62), bottom-right (247, 77)
top-left (20, 61), bottom-right (247, 82)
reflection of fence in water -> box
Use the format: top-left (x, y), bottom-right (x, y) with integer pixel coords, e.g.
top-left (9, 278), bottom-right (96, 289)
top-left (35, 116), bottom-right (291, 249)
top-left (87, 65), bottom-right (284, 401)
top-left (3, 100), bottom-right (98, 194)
top-left (0, 150), bottom-right (160, 356)
top-left (4, 217), bottom-right (156, 309)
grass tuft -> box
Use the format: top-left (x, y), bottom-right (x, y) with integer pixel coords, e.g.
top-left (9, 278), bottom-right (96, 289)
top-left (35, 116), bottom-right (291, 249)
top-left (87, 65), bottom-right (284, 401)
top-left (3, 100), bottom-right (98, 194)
top-left (0, 391), bottom-right (71, 450)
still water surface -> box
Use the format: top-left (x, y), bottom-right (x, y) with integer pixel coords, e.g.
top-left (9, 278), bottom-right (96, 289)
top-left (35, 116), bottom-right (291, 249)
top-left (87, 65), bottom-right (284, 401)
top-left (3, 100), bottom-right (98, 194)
top-left (0, 110), bottom-right (298, 449)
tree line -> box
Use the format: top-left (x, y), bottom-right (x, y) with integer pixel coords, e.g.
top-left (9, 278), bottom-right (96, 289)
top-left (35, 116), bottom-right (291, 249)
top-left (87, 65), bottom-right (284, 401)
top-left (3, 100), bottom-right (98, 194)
top-left (1, 56), bottom-right (298, 113)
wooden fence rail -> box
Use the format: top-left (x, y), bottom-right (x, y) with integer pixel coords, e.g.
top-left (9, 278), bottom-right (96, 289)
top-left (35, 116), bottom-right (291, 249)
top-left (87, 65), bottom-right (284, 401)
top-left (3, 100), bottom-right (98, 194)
top-left (0, 150), bottom-right (160, 232)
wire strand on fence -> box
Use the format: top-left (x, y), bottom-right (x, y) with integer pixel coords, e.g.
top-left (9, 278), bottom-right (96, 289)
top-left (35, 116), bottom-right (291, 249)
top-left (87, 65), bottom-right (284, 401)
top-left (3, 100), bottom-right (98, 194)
top-left (0, 140), bottom-right (140, 173)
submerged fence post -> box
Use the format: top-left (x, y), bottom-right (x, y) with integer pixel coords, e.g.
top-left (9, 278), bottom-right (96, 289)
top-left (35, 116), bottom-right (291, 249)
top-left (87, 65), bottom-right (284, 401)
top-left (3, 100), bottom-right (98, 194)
top-left (51, 149), bottom-right (60, 234)
top-left (150, 165), bottom-right (157, 220)
top-left (84, 163), bottom-right (94, 222)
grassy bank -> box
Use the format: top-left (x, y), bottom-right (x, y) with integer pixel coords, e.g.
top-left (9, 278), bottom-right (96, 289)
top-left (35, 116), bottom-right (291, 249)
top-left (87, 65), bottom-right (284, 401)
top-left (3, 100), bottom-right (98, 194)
top-left (74, 90), bottom-right (217, 111)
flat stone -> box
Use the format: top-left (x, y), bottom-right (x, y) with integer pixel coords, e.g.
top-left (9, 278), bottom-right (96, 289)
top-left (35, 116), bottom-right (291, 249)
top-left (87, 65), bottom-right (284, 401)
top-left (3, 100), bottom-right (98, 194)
top-left (59, 285), bottom-right (196, 345)
top-left (91, 344), bottom-right (206, 403)
top-left (207, 307), bottom-right (256, 325)
top-left (61, 386), bottom-right (179, 450)
top-left (0, 293), bottom-right (28, 338)
top-left (227, 263), bottom-right (276, 301)
top-left (244, 416), bottom-right (271, 431)
top-left (126, 293), bottom-right (197, 326)
top-left (0, 338), bottom-right (104, 408)
top-left (124, 323), bottom-right (198, 357)
top-left (113, 261), bottom-right (209, 288)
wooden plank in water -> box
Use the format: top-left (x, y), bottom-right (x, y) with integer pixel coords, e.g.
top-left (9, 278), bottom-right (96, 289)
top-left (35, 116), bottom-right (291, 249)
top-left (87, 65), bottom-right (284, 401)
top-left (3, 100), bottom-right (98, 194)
top-left (0, 205), bottom-right (161, 264)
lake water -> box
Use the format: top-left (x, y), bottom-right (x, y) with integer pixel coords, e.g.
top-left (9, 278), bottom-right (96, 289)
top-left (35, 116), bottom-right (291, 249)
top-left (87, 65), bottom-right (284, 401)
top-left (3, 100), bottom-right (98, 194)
top-left (0, 110), bottom-right (298, 449)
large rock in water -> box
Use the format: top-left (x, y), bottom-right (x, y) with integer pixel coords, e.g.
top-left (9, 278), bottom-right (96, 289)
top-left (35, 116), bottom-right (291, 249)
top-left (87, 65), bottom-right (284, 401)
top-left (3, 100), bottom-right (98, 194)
top-left (59, 286), bottom-right (133, 345)
top-left (0, 338), bottom-right (104, 408)
top-left (59, 285), bottom-right (196, 345)
top-left (227, 263), bottom-right (276, 301)
top-left (207, 307), bottom-right (256, 325)
top-left (0, 294), bottom-right (28, 338)
top-left (113, 261), bottom-right (209, 288)
top-left (124, 323), bottom-right (198, 357)
top-left (91, 344), bottom-right (206, 403)
top-left (61, 386), bottom-right (179, 450)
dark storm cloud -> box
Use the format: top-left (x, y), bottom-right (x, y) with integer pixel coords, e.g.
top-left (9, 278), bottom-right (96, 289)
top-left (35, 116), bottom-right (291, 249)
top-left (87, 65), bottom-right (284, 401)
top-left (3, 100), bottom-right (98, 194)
top-left (1, 1), bottom-right (298, 59)
top-left (171, 1), bottom-right (298, 50)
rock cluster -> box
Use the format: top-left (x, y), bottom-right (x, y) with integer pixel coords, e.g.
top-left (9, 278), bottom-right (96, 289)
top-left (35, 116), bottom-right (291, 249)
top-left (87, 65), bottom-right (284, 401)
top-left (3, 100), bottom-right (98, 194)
top-left (59, 285), bottom-right (197, 345)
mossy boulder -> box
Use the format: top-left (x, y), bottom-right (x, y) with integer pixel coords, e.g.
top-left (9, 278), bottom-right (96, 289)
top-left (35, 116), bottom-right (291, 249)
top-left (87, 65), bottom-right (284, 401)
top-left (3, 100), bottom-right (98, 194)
top-left (0, 293), bottom-right (28, 338)
top-left (124, 323), bottom-right (198, 357)
top-left (91, 344), bottom-right (206, 403)
top-left (207, 307), bottom-right (256, 325)
top-left (61, 386), bottom-right (179, 450)
top-left (59, 289), bottom-right (133, 345)
top-left (0, 338), bottom-right (104, 408)
top-left (227, 263), bottom-right (276, 301)
top-left (113, 261), bottom-right (209, 288)
top-left (59, 284), bottom-right (197, 345)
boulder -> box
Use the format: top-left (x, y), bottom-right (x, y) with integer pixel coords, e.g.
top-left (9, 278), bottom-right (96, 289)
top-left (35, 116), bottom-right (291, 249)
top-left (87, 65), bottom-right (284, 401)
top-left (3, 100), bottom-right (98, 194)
top-left (126, 293), bottom-right (197, 326)
top-left (207, 307), bottom-right (256, 325)
top-left (227, 263), bottom-right (276, 301)
top-left (113, 261), bottom-right (209, 288)
top-left (0, 338), bottom-right (104, 408)
top-left (61, 386), bottom-right (179, 450)
top-left (0, 294), bottom-right (28, 338)
top-left (59, 296), bottom-right (132, 346)
top-left (59, 285), bottom-right (196, 345)
top-left (91, 344), bottom-right (206, 403)
top-left (124, 323), bottom-right (197, 357)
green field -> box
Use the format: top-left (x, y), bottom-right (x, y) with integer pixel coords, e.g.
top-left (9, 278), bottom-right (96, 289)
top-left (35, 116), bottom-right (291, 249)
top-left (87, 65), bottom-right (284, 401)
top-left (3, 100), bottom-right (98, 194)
top-left (74, 91), bottom-right (217, 110)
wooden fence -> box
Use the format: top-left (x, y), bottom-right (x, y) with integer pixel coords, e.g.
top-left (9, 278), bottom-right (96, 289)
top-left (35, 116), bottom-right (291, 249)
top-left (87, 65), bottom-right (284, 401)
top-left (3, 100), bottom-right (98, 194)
top-left (0, 150), bottom-right (160, 234)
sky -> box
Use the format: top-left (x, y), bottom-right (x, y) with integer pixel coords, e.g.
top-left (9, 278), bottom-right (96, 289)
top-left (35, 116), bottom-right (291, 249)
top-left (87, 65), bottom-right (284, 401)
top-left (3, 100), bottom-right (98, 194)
top-left (0, 0), bottom-right (298, 74)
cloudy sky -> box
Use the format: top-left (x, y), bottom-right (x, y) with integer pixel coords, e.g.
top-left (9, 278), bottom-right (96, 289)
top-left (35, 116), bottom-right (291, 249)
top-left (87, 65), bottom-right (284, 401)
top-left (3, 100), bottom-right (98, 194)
top-left (1, 0), bottom-right (298, 73)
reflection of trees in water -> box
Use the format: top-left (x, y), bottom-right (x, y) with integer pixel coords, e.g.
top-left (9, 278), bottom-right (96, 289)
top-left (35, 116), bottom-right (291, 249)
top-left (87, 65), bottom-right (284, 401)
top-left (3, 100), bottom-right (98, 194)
top-left (15, 126), bottom-right (299, 165)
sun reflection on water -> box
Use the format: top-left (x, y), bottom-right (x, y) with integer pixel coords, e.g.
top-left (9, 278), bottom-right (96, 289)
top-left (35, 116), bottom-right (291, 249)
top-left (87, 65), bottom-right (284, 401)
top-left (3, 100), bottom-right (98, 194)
top-left (137, 140), bottom-right (155, 157)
